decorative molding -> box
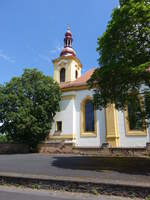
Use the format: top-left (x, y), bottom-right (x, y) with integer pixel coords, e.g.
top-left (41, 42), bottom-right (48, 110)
top-left (80, 96), bottom-right (97, 137)
top-left (52, 55), bottom-right (82, 68)
top-left (61, 85), bottom-right (89, 92)
top-left (49, 134), bottom-right (73, 140)
top-left (80, 133), bottom-right (97, 138)
top-left (61, 95), bottom-right (76, 100)
top-left (57, 59), bottom-right (69, 66)
top-left (105, 104), bottom-right (119, 147)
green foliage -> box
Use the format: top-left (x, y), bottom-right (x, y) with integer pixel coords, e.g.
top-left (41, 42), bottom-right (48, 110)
top-left (0, 69), bottom-right (61, 150)
top-left (0, 134), bottom-right (8, 143)
top-left (88, 0), bottom-right (150, 122)
top-left (146, 196), bottom-right (150, 200)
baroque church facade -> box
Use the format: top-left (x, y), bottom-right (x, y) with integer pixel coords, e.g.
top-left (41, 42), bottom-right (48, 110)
top-left (49, 27), bottom-right (149, 148)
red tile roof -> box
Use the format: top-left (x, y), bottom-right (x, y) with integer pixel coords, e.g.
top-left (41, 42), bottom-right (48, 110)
top-left (60, 68), bottom-right (95, 90)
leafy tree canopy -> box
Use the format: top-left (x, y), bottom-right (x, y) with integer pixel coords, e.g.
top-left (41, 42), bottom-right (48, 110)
top-left (0, 69), bottom-right (61, 150)
top-left (88, 0), bottom-right (150, 121)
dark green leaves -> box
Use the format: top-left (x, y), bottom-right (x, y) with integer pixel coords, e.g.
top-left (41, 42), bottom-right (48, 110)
top-left (0, 68), bottom-right (61, 150)
top-left (89, 0), bottom-right (150, 123)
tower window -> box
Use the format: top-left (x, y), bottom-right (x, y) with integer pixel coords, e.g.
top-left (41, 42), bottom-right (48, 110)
top-left (75, 70), bottom-right (78, 79)
top-left (60, 68), bottom-right (65, 82)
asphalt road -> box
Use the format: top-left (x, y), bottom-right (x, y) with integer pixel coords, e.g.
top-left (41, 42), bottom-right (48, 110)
top-left (0, 186), bottom-right (141, 200)
top-left (0, 154), bottom-right (149, 185)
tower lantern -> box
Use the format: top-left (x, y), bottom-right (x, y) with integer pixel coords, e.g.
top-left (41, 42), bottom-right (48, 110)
top-left (64, 25), bottom-right (72, 48)
top-left (60, 26), bottom-right (76, 57)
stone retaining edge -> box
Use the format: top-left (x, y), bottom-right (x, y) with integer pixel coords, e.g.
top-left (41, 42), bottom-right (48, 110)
top-left (0, 173), bottom-right (150, 198)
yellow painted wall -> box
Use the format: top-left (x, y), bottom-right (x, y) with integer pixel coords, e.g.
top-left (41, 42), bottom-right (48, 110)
top-left (53, 56), bottom-right (82, 83)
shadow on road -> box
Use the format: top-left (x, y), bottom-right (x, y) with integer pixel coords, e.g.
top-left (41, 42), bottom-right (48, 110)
top-left (52, 156), bottom-right (150, 175)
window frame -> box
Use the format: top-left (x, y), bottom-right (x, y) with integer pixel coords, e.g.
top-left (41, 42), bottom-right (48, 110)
top-left (124, 96), bottom-right (147, 136)
top-left (80, 96), bottom-right (97, 137)
top-left (60, 68), bottom-right (66, 83)
top-left (56, 121), bottom-right (62, 132)
top-left (75, 70), bottom-right (78, 79)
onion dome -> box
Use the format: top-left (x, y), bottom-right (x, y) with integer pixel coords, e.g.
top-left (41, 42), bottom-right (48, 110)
top-left (60, 26), bottom-right (76, 57)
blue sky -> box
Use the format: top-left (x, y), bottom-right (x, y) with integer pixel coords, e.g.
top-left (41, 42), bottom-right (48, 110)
top-left (0, 0), bottom-right (119, 84)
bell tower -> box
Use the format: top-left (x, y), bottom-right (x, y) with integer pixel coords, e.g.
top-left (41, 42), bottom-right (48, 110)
top-left (53, 26), bottom-right (82, 83)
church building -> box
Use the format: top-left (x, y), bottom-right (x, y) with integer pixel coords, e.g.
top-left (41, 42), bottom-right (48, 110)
top-left (49, 27), bottom-right (149, 148)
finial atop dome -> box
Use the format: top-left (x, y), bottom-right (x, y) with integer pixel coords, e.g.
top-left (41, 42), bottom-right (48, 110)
top-left (60, 26), bottom-right (76, 57)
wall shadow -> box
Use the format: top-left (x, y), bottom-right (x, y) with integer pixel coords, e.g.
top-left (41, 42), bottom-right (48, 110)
top-left (52, 156), bottom-right (150, 175)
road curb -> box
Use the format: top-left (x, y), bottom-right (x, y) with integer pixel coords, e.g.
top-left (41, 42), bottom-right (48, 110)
top-left (0, 173), bottom-right (150, 198)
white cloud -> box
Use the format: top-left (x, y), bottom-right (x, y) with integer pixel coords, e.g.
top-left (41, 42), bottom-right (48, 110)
top-left (0, 50), bottom-right (15, 63)
top-left (38, 43), bottom-right (63, 63)
top-left (49, 43), bottom-right (63, 54)
top-left (37, 41), bottom-right (63, 64)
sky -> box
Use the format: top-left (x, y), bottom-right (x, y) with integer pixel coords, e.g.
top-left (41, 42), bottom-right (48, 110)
top-left (0, 0), bottom-right (119, 84)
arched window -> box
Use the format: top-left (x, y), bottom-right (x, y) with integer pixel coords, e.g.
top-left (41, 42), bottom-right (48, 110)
top-left (60, 68), bottom-right (65, 82)
top-left (75, 70), bottom-right (78, 79)
top-left (124, 96), bottom-right (146, 136)
top-left (127, 97), bottom-right (143, 131)
top-left (80, 97), bottom-right (96, 136)
top-left (85, 100), bottom-right (95, 132)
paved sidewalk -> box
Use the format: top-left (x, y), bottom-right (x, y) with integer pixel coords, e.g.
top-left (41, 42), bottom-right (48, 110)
top-left (0, 154), bottom-right (150, 187)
